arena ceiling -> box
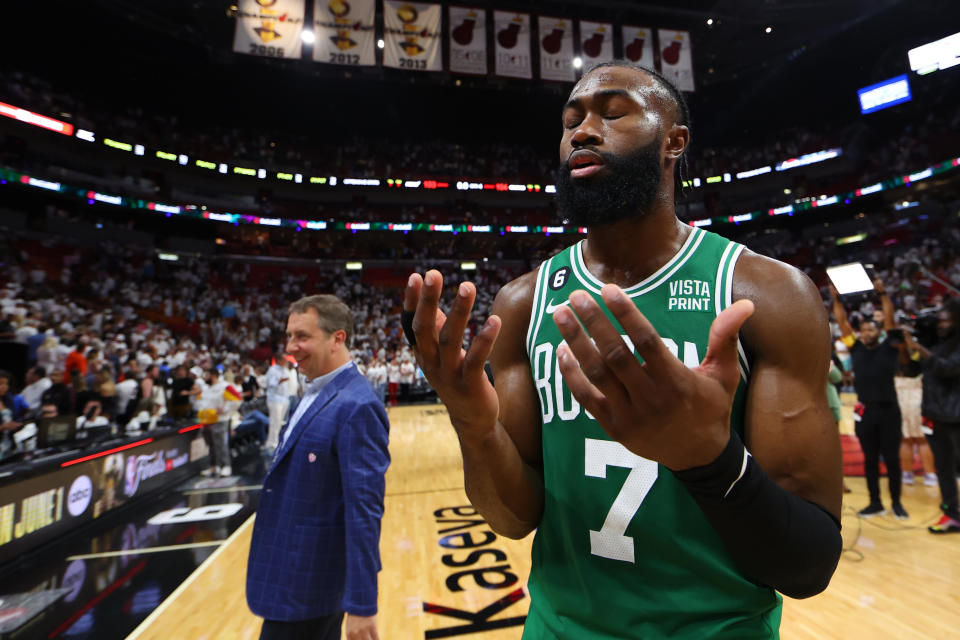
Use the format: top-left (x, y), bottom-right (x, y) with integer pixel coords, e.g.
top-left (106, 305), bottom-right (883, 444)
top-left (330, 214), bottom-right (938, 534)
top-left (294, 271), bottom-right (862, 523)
top-left (6, 0), bottom-right (959, 149)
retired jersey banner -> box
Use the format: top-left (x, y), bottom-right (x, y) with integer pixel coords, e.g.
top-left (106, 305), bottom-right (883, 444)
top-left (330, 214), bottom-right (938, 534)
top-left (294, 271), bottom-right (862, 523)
top-left (620, 25), bottom-right (655, 68)
top-left (233, 0), bottom-right (305, 59)
top-left (313, 0), bottom-right (376, 66)
top-left (494, 11), bottom-right (532, 79)
top-left (448, 6), bottom-right (487, 75)
top-left (538, 16), bottom-right (575, 82)
top-left (579, 20), bottom-right (614, 66)
top-left (658, 29), bottom-right (695, 91)
top-left (383, 1), bottom-right (442, 72)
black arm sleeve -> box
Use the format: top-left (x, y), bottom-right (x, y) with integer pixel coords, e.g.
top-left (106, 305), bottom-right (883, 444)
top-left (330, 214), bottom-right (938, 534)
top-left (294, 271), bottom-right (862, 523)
top-left (673, 430), bottom-right (842, 599)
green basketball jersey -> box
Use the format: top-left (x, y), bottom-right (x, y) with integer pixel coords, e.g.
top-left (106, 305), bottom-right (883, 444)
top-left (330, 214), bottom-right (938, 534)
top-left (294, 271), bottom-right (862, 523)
top-left (522, 227), bottom-right (781, 639)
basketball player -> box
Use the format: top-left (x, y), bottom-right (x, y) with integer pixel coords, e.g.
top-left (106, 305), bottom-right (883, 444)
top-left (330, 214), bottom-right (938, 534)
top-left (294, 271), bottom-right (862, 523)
top-left (404, 62), bottom-right (842, 638)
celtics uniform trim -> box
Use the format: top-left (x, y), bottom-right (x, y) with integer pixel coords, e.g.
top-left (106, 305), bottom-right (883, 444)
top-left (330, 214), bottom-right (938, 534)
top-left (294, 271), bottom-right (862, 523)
top-left (523, 227), bottom-right (781, 640)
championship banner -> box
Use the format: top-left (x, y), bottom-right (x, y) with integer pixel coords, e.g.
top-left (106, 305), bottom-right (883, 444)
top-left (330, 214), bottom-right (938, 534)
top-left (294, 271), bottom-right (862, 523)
top-left (578, 20), bottom-right (614, 66)
top-left (232, 0), bottom-right (305, 59)
top-left (448, 6), bottom-right (487, 75)
top-left (538, 16), bottom-right (575, 82)
top-left (657, 29), bottom-right (695, 91)
top-left (383, 1), bottom-right (442, 72)
top-left (313, 0), bottom-right (376, 66)
top-left (494, 11), bottom-right (532, 79)
top-left (620, 25), bottom-right (655, 68)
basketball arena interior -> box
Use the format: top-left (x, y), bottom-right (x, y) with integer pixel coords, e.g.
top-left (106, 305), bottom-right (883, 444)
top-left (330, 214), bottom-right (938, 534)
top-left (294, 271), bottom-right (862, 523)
top-left (1, 1), bottom-right (959, 638)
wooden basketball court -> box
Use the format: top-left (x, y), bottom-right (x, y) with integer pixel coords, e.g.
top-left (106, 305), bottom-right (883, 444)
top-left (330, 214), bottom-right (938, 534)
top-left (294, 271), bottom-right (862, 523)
top-left (130, 403), bottom-right (960, 640)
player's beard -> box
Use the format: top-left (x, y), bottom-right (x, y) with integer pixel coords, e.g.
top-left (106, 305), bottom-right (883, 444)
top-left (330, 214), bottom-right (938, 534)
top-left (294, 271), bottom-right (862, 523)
top-left (555, 138), bottom-right (663, 228)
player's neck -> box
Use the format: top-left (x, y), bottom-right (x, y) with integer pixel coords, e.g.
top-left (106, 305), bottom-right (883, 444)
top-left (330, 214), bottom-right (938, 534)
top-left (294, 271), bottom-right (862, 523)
top-left (583, 210), bottom-right (690, 287)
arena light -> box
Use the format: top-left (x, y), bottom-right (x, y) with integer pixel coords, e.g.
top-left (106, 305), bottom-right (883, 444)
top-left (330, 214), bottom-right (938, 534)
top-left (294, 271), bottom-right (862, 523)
top-left (573, 57), bottom-right (583, 69)
top-left (301, 29), bottom-right (316, 44)
top-left (310, 176), bottom-right (328, 184)
top-left (730, 213), bottom-right (754, 223)
top-left (706, 176), bottom-right (723, 184)
top-left (389, 223), bottom-right (412, 231)
top-left (467, 225), bottom-right (490, 232)
top-left (836, 233), bottom-right (867, 246)
top-left (158, 253), bottom-right (180, 261)
top-left (134, 144), bottom-right (145, 156)
top-left (377, 39), bottom-right (385, 49)
top-left (431, 224), bottom-right (453, 232)
top-left (906, 168), bottom-right (933, 183)
top-left (813, 195), bottom-right (838, 207)
top-left (404, 180), bottom-right (421, 188)
top-left (294, 173), bottom-right (302, 183)
top-left (692, 218), bottom-right (712, 227)
top-left (88, 191), bottom-right (122, 205)
top-left (508, 184), bottom-right (527, 191)
top-left (908, 31), bottom-right (960, 75)
top-left (178, 154), bottom-right (188, 165)
top-left (769, 204), bottom-right (793, 216)
top-left (257, 169), bottom-right (267, 179)
top-left (545, 185), bottom-right (557, 193)
top-left (257, 217), bottom-right (281, 226)
top-left (343, 178), bottom-right (381, 186)
top-left (22, 176), bottom-right (61, 191)
top-left (346, 261), bottom-right (363, 270)
top-left (219, 163), bottom-right (228, 174)
top-left (156, 151), bottom-right (177, 161)
top-left (305, 221), bottom-right (327, 229)
top-left (346, 222), bottom-right (370, 230)
top-left (196, 160), bottom-right (216, 170)
top-left (461, 261), bottom-right (477, 271)
top-left (545, 226), bottom-right (564, 234)
top-left (75, 129), bottom-right (96, 142)
top-left (206, 212), bottom-right (234, 222)
top-left (277, 172), bottom-right (294, 181)
top-left (506, 225), bottom-right (528, 233)
top-left (858, 75), bottom-right (912, 114)
top-left (736, 166), bottom-right (772, 179)
top-left (775, 148), bottom-right (841, 171)
top-left (0, 101), bottom-right (75, 135)
top-left (234, 166), bottom-right (256, 176)
top-left (104, 138), bottom-right (133, 152)
top-left (149, 203), bottom-right (181, 214)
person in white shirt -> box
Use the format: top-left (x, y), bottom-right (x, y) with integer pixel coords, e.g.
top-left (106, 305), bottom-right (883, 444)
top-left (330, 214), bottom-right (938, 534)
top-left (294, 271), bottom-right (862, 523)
top-left (386, 358), bottom-right (400, 406)
top-left (265, 357), bottom-right (291, 451)
top-left (198, 368), bottom-right (241, 477)
top-left (20, 366), bottom-right (51, 410)
top-left (365, 358), bottom-right (388, 405)
top-left (399, 357), bottom-right (416, 404)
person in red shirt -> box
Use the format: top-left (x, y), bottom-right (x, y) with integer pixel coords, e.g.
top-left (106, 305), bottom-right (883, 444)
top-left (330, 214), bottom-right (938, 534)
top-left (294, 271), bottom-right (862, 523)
top-left (63, 339), bottom-right (88, 381)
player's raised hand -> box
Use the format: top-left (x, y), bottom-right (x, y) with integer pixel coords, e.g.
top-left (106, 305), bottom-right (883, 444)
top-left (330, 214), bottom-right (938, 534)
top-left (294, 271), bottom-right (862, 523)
top-left (552, 284), bottom-right (754, 470)
top-left (403, 270), bottom-right (501, 434)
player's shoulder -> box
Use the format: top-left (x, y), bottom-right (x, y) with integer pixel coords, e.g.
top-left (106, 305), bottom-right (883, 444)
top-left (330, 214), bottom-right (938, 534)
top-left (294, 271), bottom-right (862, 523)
top-left (732, 248), bottom-right (822, 310)
top-left (733, 248), bottom-right (829, 358)
top-left (492, 268), bottom-right (540, 317)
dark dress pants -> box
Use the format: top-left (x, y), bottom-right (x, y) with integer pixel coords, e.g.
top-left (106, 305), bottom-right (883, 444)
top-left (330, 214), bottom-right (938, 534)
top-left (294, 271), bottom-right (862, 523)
top-left (855, 402), bottom-right (902, 505)
top-left (926, 421), bottom-right (960, 520)
top-left (259, 612), bottom-right (344, 640)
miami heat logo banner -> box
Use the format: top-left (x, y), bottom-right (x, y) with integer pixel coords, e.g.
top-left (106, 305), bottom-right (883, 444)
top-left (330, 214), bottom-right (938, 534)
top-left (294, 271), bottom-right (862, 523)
top-left (233, 0), bottom-right (305, 59)
top-left (620, 25), bottom-right (654, 68)
top-left (657, 29), bottom-right (695, 91)
top-left (538, 16), bottom-right (575, 82)
top-left (383, 1), bottom-right (442, 72)
top-left (448, 6), bottom-right (486, 75)
top-left (494, 11), bottom-right (531, 79)
top-left (578, 20), bottom-right (614, 66)
top-left (313, 0), bottom-right (376, 66)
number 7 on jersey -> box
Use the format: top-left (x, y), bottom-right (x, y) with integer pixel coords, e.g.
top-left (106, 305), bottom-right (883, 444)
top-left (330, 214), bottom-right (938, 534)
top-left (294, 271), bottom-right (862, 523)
top-left (585, 438), bottom-right (659, 564)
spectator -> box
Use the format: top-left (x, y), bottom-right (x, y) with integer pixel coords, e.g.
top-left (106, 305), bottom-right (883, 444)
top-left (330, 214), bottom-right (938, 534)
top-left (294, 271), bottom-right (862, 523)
top-left (831, 279), bottom-right (908, 519)
top-left (906, 299), bottom-right (960, 533)
top-left (20, 365), bottom-right (52, 410)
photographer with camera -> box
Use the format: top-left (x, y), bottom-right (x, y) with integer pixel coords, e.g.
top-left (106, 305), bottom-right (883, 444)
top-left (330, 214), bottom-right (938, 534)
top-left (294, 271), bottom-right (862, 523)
top-left (830, 278), bottom-right (908, 519)
top-left (904, 298), bottom-right (960, 534)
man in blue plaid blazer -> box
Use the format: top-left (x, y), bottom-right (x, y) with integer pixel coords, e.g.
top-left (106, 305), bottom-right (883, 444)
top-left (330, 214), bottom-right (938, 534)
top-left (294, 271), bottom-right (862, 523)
top-left (247, 295), bottom-right (390, 640)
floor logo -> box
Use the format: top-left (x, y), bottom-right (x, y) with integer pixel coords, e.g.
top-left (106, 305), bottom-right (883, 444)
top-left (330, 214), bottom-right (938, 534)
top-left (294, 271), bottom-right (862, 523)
top-left (67, 475), bottom-right (92, 517)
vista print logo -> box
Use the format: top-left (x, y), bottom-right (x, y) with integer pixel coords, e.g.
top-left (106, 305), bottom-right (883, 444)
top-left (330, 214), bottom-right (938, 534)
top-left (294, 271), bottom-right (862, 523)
top-left (67, 475), bottom-right (92, 517)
